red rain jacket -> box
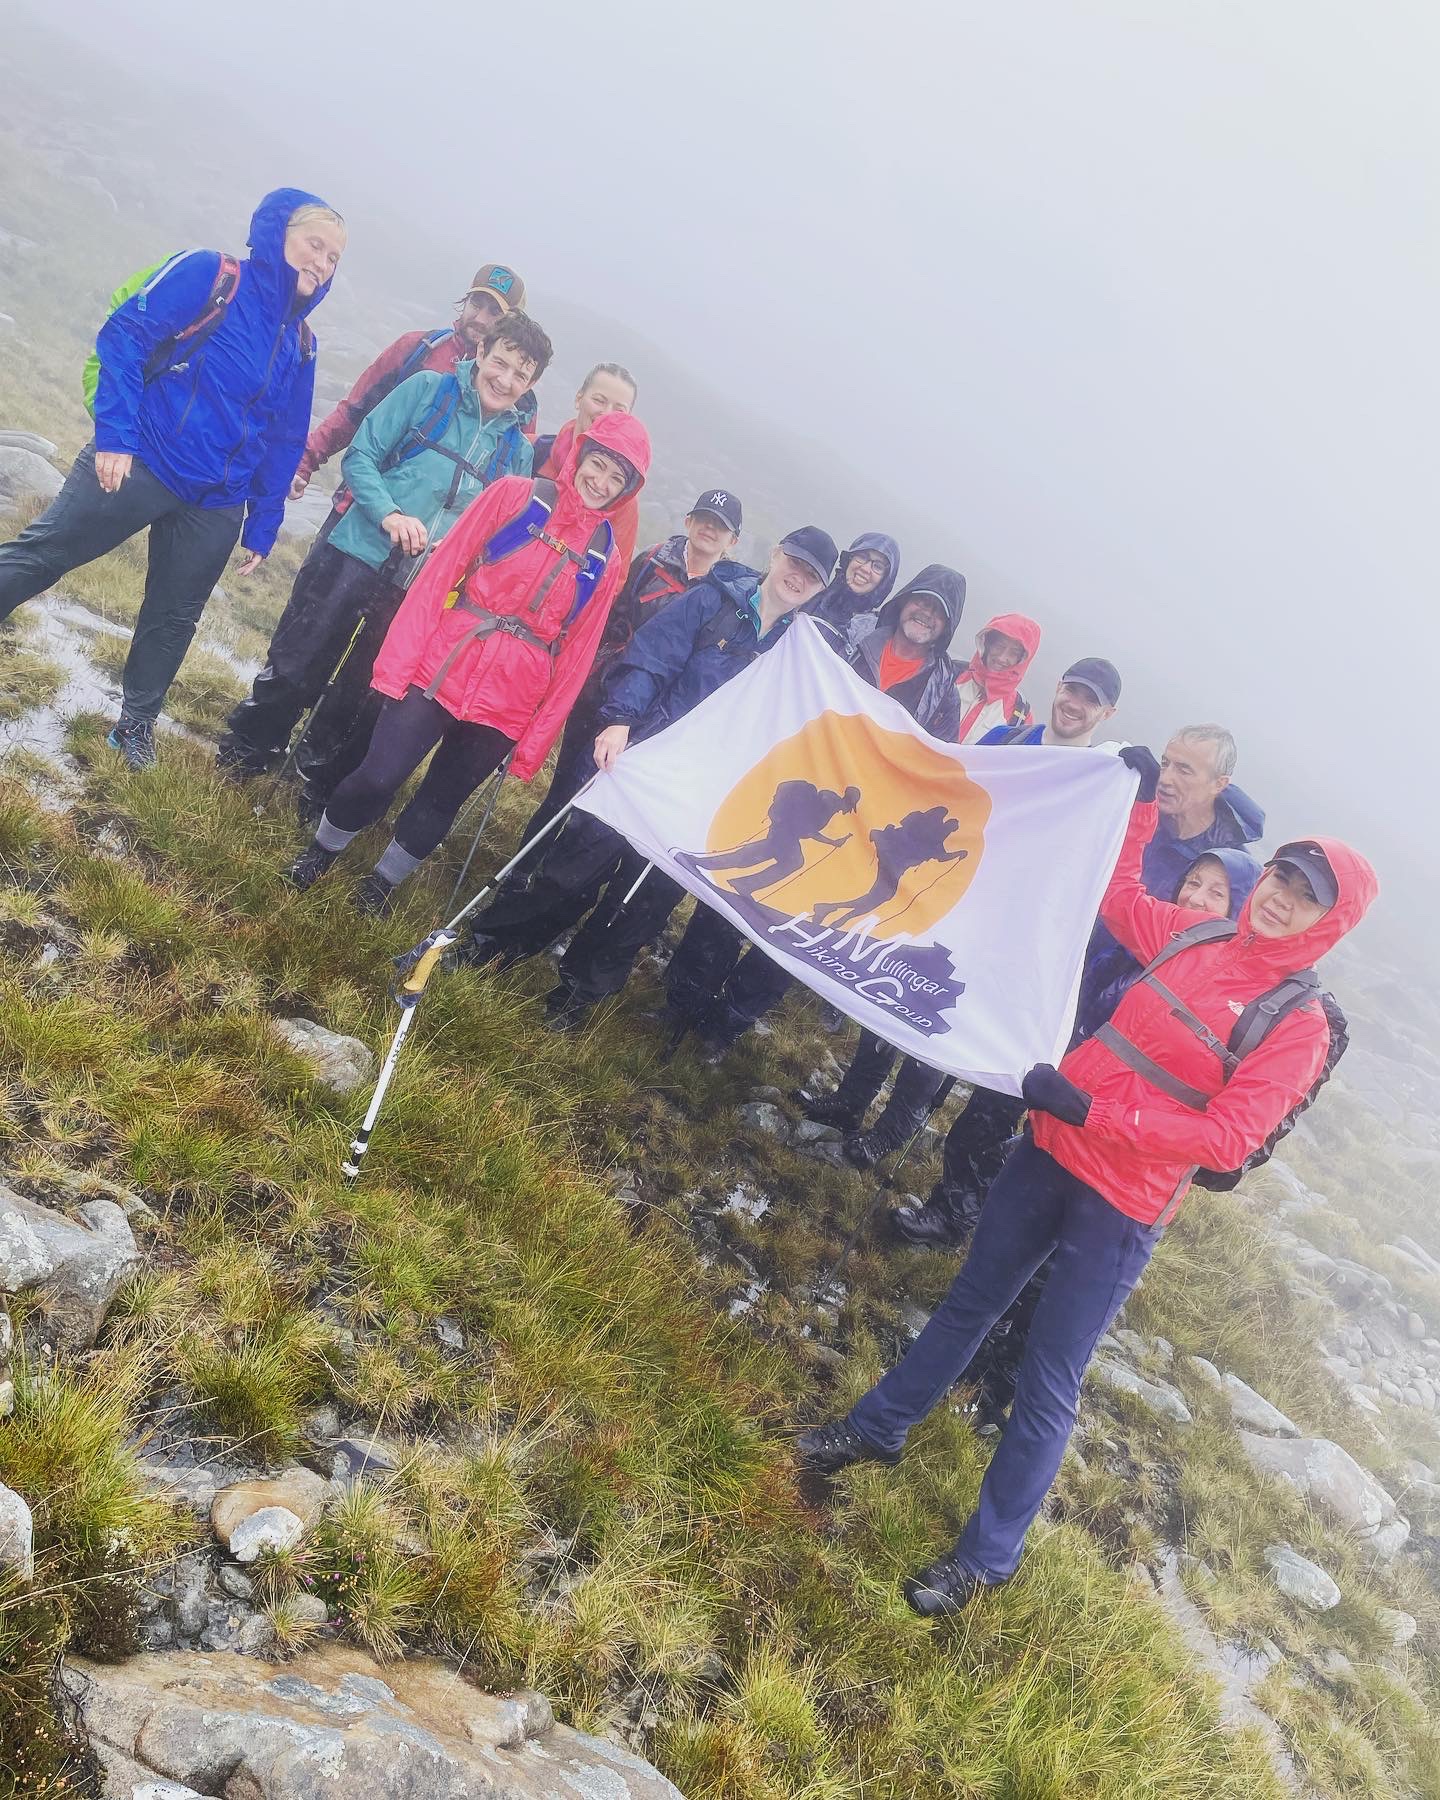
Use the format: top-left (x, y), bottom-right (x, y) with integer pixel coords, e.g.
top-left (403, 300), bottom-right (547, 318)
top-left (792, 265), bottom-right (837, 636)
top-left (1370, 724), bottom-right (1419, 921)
top-left (371, 410), bottom-right (650, 781)
top-left (955, 612), bottom-right (1042, 743)
top-left (537, 418), bottom-right (639, 569)
top-left (1034, 801), bottom-right (1378, 1225)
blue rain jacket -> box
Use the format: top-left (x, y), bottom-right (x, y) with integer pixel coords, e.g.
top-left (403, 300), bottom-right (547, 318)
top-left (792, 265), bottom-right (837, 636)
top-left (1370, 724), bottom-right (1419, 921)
top-left (92, 186), bottom-right (338, 556)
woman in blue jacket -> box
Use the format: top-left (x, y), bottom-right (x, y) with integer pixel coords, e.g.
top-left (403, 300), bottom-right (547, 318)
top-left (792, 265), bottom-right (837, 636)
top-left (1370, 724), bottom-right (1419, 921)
top-left (0, 188), bottom-right (344, 767)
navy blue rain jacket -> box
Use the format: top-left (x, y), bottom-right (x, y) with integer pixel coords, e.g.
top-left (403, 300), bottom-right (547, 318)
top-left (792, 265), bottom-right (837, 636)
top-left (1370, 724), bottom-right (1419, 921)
top-left (1142, 782), bottom-right (1265, 898)
top-left (811, 531), bottom-right (901, 647)
top-left (93, 186), bottom-right (338, 556)
top-left (596, 570), bottom-right (795, 743)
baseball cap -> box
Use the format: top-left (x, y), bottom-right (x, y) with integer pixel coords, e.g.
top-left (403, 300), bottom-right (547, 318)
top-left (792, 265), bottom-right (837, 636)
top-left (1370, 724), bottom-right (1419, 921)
top-left (778, 525), bottom-right (840, 588)
top-left (690, 489), bottom-right (743, 532)
top-left (1062, 657), bottom-right (1122, 708)
top-left (1269, 841), bottom-right (1338, 909)
top-left (465, 263), bottom-right (526, 313)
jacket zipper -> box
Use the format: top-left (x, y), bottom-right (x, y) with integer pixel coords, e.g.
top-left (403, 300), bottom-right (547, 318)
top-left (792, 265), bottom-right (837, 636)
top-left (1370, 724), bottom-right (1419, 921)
top-left (204, 315), bottom-right (289, 504)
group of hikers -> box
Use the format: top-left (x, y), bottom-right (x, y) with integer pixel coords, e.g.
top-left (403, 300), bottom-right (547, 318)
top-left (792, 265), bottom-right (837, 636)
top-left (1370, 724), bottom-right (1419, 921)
top-left (0, 194), bottom-right (1379, 1620)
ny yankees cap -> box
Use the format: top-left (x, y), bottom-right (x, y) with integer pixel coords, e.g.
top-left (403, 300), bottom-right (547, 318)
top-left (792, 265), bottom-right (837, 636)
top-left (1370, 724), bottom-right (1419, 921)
top-left (465, 263), bottom-right (526, 313)
top-left (1268, 841), bottom-right (1339, 909)
top-left (689, 488), bottom-right (743, 532)
top-left (1062, 656), bottom-right (1122, 708)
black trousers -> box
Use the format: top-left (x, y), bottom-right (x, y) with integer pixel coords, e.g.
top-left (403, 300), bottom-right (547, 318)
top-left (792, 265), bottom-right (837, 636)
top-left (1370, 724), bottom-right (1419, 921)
top-left (665, 908), bottom-right (795, 1037)
top-left (219, 540), bottom-right (400, 771)
top-left (935, 1085), bottom-right (1026, 1202)
top-left (324, 687), bottom-right (512, 862)
top-left (477, 810), bottom-right (684, 1006)
top-left (0, 443), bottom-right (242, 722)
top-left (518, 695), bottom-right (602, 850)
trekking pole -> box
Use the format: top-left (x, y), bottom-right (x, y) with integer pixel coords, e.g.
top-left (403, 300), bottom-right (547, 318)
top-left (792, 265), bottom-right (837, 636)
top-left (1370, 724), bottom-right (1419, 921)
top-left (444, 759), bottom-right (511, 910)
top-left (342, 930), bottom-right (454, 1182)
top-left (814, 1075), bottom-right (957, 1299)
top-left (617, 861), bottom-right (652, 909)
top-left (252, 617), bottom-right (367, 819)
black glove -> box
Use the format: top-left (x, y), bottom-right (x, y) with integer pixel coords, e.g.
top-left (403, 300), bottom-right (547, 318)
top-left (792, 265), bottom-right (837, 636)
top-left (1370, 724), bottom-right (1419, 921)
top-left (1021, 1063), bottom-right (1092, 1127)
top-left (1119, 745), bottom-right (1160, 803)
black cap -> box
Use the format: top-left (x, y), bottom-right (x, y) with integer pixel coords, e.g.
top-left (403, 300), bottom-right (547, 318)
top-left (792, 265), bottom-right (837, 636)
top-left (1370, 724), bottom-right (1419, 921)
top-left (1269, 841), bottom-right (1338, 909)
top-left (690, 488), bottom-right (742, 532)
top-left (1062, 657), bottom-right (1122, 708)
top-left (778, 525), bottom-right (840, 588)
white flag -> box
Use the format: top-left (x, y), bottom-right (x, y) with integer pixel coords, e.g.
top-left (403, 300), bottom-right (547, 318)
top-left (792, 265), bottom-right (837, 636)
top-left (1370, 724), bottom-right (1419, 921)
top-left (575, 618), bottom-right (1136, 1094)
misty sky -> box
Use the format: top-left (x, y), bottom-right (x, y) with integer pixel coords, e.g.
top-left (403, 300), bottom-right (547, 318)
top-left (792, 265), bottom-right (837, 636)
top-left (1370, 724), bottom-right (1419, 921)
top-left (28, 0), bottom-right (1440, 963)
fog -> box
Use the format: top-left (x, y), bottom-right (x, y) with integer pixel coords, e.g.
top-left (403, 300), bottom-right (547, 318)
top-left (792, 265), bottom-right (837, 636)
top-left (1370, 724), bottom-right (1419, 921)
top-left (23, 0), bottom-right (1440, 971)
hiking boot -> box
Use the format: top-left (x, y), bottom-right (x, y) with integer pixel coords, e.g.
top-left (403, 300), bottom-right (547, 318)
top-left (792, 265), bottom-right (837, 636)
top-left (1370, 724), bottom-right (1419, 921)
top-left (542, 987), bottom-right (592, 1034)
top-left (215, 739), bottom-right (267, 781)
top-left (284, 841), bottom-right (340, 891)
top-left (794, 1085), bottom-right (867, 1132)
top-left (450, 930), bottom-right (519, 972)
top-left (903, 1552), bottom-right (1004, 1619)
top-left (353, 871), bottom-right (399, 918)
top-left (842, 1114), bottom-right (914, 1171)
top-left (106, 713), bottom-right (156, 771)
top-left (891, 1189), bottom-right (982, 1251)
top-left (794, 1420), bottom-right (902, 1474)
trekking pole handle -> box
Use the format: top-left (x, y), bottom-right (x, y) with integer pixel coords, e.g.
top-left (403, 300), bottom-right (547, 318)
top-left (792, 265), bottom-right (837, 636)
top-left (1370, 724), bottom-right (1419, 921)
top-left (394, 929), bottom-right (457, 1003)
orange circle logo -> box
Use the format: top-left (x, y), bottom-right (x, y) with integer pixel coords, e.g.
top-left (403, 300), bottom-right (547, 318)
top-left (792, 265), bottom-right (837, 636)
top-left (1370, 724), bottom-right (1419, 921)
top-left (687, 711), bottom-right (989, 940)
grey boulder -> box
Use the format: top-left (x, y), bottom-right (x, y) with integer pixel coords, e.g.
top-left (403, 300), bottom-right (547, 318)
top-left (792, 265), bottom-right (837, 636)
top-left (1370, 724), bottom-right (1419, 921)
top-left (1263, 1542), bottom-right (1341, 1611)
top-left (1239, 1432), bottom-right (1409, 1558)
top-left (0, 445), bottom-right (63, 505)
top-left (271, 1018), bottom-right (376, 1097)
top-left (0, 1184), bottom-right (140, 1351)
top-left (1090, 1359), bottom-right (1193, 1425)
top-left (1222, 1373), bottom-right (1299, 1437)
top-left (65, 1647), bottom-right (684, 1798)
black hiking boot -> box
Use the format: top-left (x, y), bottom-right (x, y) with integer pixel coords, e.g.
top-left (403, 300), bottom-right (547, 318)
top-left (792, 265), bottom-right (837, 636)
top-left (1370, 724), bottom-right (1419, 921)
top-left (793, 1085), bottom-right (867, 1133)
top-left (903, 1552), bottom-right (1003, 1619)
top-left (106, 713), bottom-right (157, 771)
top-left (794, 1420), bottom-right (902, 1474)
top-left (353, 871), bottom-right (399, 918)
top-left (842, 1112), bottom-right (914, 1170)
top-left (890, 1188), bottom-right (983, 1251)
top-left (450, 930), bottom-right (521, 973)
top-left (284, 841), bottom-right (340, 892)
top-left (542, 986), bottom-right (592, 1034)
top-left (215, 739), bottom-right (267, 781)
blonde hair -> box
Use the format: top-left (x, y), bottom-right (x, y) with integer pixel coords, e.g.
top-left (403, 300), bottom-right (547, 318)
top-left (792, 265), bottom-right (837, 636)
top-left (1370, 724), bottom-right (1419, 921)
top-left (286, 203), bottom-right (347, 239)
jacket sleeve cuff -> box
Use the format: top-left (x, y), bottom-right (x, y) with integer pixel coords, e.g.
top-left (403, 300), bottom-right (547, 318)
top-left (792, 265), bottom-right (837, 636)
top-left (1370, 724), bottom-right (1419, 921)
top-left (93, 428), bottom-right (139, 455)
top-left (241, 508), bottom-right (280, 559)
top-left (1079, 1097), bottom-right (1131, 1140)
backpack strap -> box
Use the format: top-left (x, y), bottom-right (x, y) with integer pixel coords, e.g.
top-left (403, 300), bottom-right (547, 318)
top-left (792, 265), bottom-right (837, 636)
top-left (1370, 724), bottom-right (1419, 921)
top-left (1227, 971), bottom-right (1320, 1058)
top-left (378, 374), bottom-right (463, 475)
top-left (1092, 919), bottom-right (1240, 1110)
top-left (394, 325), bottom-right (455, 389)
top-left (994, 722), bottom-right (1038, 745)
top-left (141, 252), bottom-right (242, 382)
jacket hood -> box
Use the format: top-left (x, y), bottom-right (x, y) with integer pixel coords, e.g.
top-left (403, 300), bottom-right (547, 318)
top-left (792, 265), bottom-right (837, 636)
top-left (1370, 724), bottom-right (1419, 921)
top-left (565, 411), bottom-right (651, 513)
top-left (1216, 781), bottom-right (1265, 846)
top-left (814, 532), bottom-right (901, 620)
top-left (962, 611), bottom-right (1042, 700)
top-left (1235, 837), bottom-right (1378, 972)
top-left (1177, 847), bottom-right (1263, 919)
top-left (879, 563), bottom-right (967, 636)
top-left (246, 187), bottom-right (340, 320)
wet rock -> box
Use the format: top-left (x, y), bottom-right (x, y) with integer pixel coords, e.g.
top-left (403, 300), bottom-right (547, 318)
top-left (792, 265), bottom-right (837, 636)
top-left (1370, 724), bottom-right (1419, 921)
top-left (791, 1117), bottom-right (843, 1145)
top-left (0, 445), bottom-right (63, 505)
top-left (172, 1555), bottom-right (211, 1639)
top-left (65, 1647), bottom-right (684, 1798)
top-left (328, 1434), bottom-right (402, 1482)
top-left (0, 1185), bottom-right (140, 1352)
top-left (1090, 1360), bottom-right (1193, 1425)
top-left (1375, 1606), bottom-right (1417, 1648)
top-left (736, 1101), bottom-right (789, 1139)
top-left (1223, 1374), bottom-right (1299, 1437)
top-left (749, 1086), bottom-right (785, 1103)
top-left (302, 1405), bottom-right (342, 1443)
top-left (286, 1592), bottom-right (329, 1627)
top-left (1184, 1354), bottom-right (1224, 1391)
top-left (140, 1453), bottom-right (224, 1512)
top-left (212, 1468), bottom-right (327, 1552)
top-left (217, 1565), bottom-right (255, 1602)
top-left (270, 1017), bottom-right (375, 1096)
top-left (0, 1482), bottom-right (34, 1582)
top-left (1239, 1433), bottom-right (1409, 1558)
top-left (0, 430), bottom-right (58, 457)
top-left (434, 1316), bottom-right (464, 1351)
top-left (1263, 1543), bottom-right (1341, 1612)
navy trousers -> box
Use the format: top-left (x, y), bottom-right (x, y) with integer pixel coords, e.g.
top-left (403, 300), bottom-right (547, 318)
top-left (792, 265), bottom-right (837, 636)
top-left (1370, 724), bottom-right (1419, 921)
top-left (848, 1136), bottom-right (1160, 1581)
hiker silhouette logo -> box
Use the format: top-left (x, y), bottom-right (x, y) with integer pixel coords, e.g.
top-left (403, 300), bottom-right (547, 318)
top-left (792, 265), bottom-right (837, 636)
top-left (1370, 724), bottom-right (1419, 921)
top-left (673, 711), bottom-right (989, 1033)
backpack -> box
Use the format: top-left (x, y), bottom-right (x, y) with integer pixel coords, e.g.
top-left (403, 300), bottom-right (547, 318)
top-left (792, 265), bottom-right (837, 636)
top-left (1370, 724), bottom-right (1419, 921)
top-left (82, 251), bottom-right (313, 417)
top-left (376, 373), bottom-right (526, 512)
top-left (449, 479), bottom-right (613, 628)
top-left (1092, 917), bottom-right (1347, 1204)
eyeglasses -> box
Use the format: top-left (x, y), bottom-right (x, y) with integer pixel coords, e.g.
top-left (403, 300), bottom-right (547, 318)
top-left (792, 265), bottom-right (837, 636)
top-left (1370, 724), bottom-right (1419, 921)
top-left (851, 553), bottom-right (889, 576)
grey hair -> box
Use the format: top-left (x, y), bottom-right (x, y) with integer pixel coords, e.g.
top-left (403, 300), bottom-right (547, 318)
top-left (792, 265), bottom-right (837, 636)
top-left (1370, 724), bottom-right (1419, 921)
top-left (1175, 723), bottom-right (1237, 778)
top-left (579, 361), bottom-right (637, 400)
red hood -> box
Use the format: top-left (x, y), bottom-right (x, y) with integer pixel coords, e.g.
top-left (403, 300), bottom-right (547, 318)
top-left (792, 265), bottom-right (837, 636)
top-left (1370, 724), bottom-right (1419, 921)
top-left (1235, 836), bottom-right (1379, 974)
top-left (559, 410), bottom-right (650, 515)
top-left (962, 611), bottom-right (1042, 702)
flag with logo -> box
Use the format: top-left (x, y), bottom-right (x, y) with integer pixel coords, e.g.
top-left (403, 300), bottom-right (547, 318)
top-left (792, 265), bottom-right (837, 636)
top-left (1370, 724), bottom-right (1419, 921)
top-left (575, 618), bottom-right (1137, 1093)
